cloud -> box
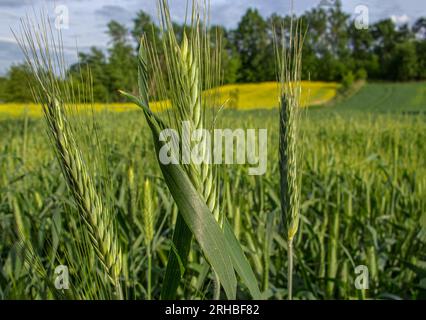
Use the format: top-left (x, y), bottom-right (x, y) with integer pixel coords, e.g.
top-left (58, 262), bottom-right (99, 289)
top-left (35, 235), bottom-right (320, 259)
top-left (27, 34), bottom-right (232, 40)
top-left (390, 14), bottom-right (410, 24)
top-left (210, 2), bottom-right (247, 27)
top-left (0, 0), bottom-right (61, 8)
top-left (0, 0), bottom-right (29, 8)
top-left (0, 40), bottom-right (24, 74)
top-left (0, 36), bottom-right (17, 44)
top-left (0, 0), bottom-right (91, 8)
top-left (208, 0), bottom-right (315, 28)
top-left (95, 5), bottom-right (132, 24)
top-left (363, 0), bottom-right (404, 22)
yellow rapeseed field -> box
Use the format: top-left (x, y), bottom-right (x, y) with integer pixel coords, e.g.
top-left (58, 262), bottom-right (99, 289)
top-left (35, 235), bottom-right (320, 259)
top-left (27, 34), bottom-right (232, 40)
top-left (0, 81), bottom-right (339, 118)
top-left (217, 81), bottom-right (339, 109)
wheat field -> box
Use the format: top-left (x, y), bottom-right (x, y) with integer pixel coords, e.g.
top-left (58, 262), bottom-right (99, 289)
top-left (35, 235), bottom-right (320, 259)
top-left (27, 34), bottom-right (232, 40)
top-left (1, 105), bottom-right (425, 299)
top-left (0, 0), bottom-right (425, 301)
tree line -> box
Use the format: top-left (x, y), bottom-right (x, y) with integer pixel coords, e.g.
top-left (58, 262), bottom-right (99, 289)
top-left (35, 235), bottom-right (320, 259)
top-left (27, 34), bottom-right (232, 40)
top-left (1, 1), bottom-right (425, 102)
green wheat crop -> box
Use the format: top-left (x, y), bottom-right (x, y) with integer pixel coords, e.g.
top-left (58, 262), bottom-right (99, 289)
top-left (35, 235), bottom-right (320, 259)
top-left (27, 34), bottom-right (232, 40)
top-left (275, 19), bottom-right (304, 300)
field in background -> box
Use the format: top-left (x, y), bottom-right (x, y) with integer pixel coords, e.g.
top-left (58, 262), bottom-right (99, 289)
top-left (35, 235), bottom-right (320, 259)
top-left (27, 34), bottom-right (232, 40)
top-left (216, 81), bottom-right (339, 109)
top-left (330, 82), bottom-right (426, 113)
top-left (0, 81), bottom-right (339, 119)
top-left (4, 81), bottom-right (425, 119)
top-left (0, 82), bottom-right (425, 299)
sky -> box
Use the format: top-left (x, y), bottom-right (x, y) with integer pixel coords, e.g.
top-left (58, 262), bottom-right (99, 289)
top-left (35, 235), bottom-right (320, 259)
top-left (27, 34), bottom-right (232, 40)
top-left (0, 0), bottom-right (425, 75)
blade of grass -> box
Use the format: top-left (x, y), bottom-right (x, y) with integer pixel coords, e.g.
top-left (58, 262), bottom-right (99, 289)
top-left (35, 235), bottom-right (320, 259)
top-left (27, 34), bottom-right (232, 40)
top-left (161, 215), bottom-right (192, 299)
top-left (224, 219), bottom-right (261, 299)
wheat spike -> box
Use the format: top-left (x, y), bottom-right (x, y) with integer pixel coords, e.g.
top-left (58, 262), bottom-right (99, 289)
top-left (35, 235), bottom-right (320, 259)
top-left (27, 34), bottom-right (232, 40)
top-left (178, 31), bottom-right (219, 222)
top-left (14, 16), bottom-right (123, 295)
top-left (45, 98), bottom-right (122, 288)
top-left (275, 19), bottom-right (304, 300)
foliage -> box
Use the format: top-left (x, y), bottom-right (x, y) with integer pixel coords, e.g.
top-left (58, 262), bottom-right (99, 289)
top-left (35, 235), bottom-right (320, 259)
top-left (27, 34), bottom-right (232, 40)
top-left (1, 1), bottom-right (425, 102)
top-left (1, 65), bottom-right (33, 102)
top-left (342, 72), bottom-right (355, 90)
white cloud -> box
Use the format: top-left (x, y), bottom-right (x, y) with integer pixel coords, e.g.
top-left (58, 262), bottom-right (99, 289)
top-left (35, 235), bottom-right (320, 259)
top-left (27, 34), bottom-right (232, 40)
top-left (0, 36), bottom-right (17, 44)
top-left (390, 14), bottom-right (410, 24)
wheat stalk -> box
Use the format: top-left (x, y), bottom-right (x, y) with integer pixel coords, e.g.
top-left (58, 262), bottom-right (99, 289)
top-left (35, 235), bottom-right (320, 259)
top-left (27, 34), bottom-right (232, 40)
top-left (121, 0), bottom-right (259, 300)
top-left (275, 19), bottom-right (304, 300)
top-left (125, 0), bottom-right (225, 298)
top-left (143, 178), bottom-right (154, 246)
top-left (47, 98), bottom-right (122, 287)
top-left (15, 16), bottom-right (123, 299)
top-left (143, 178), bottom-right (154, 299)
top-left (177, 27), bottom-right (222, 299)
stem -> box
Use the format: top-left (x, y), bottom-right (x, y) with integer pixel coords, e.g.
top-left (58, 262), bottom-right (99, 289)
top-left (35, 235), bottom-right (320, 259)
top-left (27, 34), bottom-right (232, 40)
top-left (213, 272), bottom-right (221, 300)
top-left (115, 280), bottom-right (124, 300)
top-left (147, 243), bottom-right (152, 300)
top-left (288, 238), bottom-right (293, 300)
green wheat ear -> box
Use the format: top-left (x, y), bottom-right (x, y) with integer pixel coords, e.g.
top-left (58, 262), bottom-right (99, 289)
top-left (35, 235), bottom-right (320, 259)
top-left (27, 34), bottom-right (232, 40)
top-left (178, 30), bottom-right (220, 222)
top-left (120, 0), bottom-right (260, 300)
top-left (50, 98), bottom-right (123, 286)
top-left (275, 19), bottom-right (305, 300)
top-left (15, 16), bottom-right (123, 299)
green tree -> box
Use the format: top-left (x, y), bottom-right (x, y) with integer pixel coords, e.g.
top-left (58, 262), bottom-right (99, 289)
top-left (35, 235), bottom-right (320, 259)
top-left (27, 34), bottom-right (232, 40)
top-left (348, 25), bottom-right (379, 79)
top-left (391, 41), bottom-right (418, 81)
top-left (106, 21), bottom-right (137, 101)
top-left (325, 1), bottom-right (352, 80)
top-left (211, 26), bottom-right (241, 84)
top-left (234, 9), bottom-right (271, 82)
top-left (3, 64), bottom-right (33, 102)
top-left (415, 40), bottom-right (426, 79)
top-left (327, 1), bottom-right (350, 59)
top-left (413, 17), bottom-right (426, 39)
top-left (342, 71), bottom-right (355, 89)
top-left (298, 2), bottom-right (352, 81)
top-left (412, 18), bottom-right (426, 79)
top-left (371, 19), bottom-right (398, 79)
top-left (70, 47), bottom-right (111, 102)
top-left (300, 8), bottom-right (328, 80)
top-left (132, 10), bottom-right (160, 49)
top-left (0, 76), bottom-right (6, 102)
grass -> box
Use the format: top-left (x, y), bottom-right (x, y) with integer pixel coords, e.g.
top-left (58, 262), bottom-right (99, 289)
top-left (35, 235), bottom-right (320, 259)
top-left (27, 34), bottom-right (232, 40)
top-left (329, 82), bottom-right (426, 113)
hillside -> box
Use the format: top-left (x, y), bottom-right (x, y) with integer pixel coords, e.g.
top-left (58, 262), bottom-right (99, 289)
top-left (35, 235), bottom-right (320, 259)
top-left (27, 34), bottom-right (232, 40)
top-left (331, 82), bottom-right (426, 113)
